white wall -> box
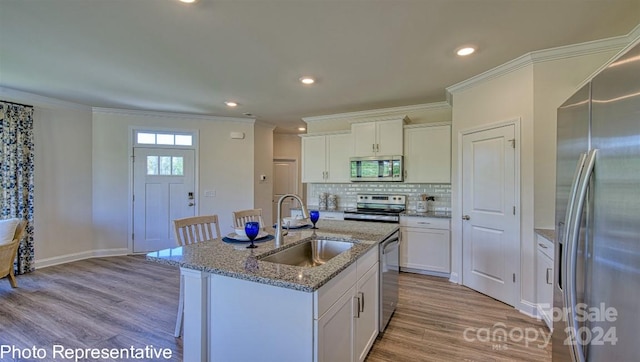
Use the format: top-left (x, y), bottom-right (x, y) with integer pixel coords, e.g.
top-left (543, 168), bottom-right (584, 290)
top-left (254, 122), bottom-right (275, 225)
top-left (449, 46), bottom-right (623, 314)
top-left (1, 88), bottom-right (95, 266)
top-left (92, 109), bottom-right (256, 250)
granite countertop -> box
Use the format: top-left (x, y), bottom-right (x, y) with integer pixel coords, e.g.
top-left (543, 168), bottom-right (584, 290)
top-left (535, 228), bottom-right (555, 242)
top-left (147, 220), bottom-right (398, 293)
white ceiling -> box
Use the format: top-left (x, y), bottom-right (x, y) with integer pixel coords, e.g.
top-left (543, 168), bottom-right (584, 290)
top-left (1, 0), bottom-right (639, 133)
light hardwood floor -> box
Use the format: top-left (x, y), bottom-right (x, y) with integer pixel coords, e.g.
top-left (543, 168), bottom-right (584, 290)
top-left (0, 256), bottom-right (551, 361)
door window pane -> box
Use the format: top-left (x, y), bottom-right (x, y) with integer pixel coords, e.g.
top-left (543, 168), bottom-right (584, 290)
top-left (160, 156), bottom-right (172, 175)
top-left (172, 157), bottom-right (184, 175)
top-left (147, 156), bottom-right (158, 175)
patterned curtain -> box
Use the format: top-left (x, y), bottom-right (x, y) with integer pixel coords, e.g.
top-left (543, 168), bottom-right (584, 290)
top-left (0, 101), bottom-right (35, 274)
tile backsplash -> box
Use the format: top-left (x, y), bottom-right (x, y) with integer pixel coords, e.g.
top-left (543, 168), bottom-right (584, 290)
top-left (307, 183), bottom-right (451, 212)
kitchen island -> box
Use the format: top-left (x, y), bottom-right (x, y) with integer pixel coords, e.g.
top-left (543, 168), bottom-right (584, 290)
top-left (147, 220), bottom-right (398, 362)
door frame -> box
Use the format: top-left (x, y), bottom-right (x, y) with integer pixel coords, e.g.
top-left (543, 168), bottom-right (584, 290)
top-left (272, 158), bottom-right (300, 221)
top-left (128, 126), bottom-right (199, 253)
top-left (455, 118), bottom-right (521, 305)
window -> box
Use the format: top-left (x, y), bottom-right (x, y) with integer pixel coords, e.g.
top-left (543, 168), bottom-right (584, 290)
top-left (135, 131), bottom-right (193, 146)
top-left (147, 156), bottom-right (184, 176)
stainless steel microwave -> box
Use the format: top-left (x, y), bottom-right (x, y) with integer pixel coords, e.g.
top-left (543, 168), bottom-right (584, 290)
top-left (350, 156), bottom-right (403, 182)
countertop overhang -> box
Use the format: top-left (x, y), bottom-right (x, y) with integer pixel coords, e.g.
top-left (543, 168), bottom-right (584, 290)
top-left (147, 220), bottom-right (398, 292)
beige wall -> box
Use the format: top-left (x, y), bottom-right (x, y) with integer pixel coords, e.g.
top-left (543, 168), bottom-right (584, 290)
top-left (450, 47), bottom-right (623, 313)
top-left (254, 123), bottom-right (275, 225)
top-left (92, 110), bottom-right (256, 251)
top-left (274, 133), bottom-right (305, 206)
top-left (532, 50), bottom-right (621, 229)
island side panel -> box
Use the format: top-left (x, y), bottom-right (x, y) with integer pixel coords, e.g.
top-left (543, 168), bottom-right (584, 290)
top-left (209, 274), bottom-right (314, 362)
top-left (182, 268), bottom-right (210, 362)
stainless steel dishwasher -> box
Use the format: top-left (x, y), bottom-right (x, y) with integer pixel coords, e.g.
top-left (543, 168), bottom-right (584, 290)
top-left (379, 229), bottom-right (400, 332)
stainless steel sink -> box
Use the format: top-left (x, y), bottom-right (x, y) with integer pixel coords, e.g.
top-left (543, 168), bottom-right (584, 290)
top-left (260, 239), bottom-right (354, 267)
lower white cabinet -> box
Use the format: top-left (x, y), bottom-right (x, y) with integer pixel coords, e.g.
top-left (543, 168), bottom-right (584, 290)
top-left (399, 216), bottom-right (451, 275)
top-left (536, 233), bottom-right (554, 329)
top-left (315, 247), bottom-right (379, 362)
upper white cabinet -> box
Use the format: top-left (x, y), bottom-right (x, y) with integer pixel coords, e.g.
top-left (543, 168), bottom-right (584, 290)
top-left (351, 119), bottom-right (404, 157)
top-left (403, 124), bottom-right (451, 183)
top-left (302, 133), bottom-right (353, 183)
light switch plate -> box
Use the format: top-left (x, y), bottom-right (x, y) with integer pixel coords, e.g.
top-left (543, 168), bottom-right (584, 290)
top-left (204, 190), bottom-right (216, 197)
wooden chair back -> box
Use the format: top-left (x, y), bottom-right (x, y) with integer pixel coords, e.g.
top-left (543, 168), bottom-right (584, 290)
top-left (0, 219), bottom-right (27, 288)
top-left (173, 215), bottom-right (221, 246)
top-left (232, 209), bottom-right (265, 229)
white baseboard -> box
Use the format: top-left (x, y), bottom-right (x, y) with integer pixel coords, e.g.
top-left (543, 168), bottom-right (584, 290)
top-left (536, 304), bottom-right (553, 331)
top-left (400, 267), bottom-right (450, 279)
top-left (518, 299), bottom-right (540, 319)
top-left (35, 248), bottom-right (130, 269)
top-left (449, 271), bottom-right (460, 284)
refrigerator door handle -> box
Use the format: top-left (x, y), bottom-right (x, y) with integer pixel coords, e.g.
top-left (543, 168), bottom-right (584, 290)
top-left (561, 152), bottom-right (587, 290)
top-left (565, 149), bottom-right (597, 362)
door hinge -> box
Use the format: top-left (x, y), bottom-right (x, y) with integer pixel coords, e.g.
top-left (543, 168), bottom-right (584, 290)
top-left (513, 273), bottom-right (516, 283)
top-left (513, 206), bottom-right (516, 215)
top-left (508, 139), bottom-right (516, 148)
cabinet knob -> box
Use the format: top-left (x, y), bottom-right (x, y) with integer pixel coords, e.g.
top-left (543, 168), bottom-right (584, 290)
top-left (538, 242), bottom-right (548, 249)
top-left (462, 215), bottom-right (471, 220)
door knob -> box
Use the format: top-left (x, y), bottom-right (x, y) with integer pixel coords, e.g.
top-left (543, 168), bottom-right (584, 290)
top-left (462, 215), bottom-right (471, 220)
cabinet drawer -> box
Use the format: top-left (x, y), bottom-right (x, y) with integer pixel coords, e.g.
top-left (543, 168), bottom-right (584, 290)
top-left (400, 217), bottom-right (450, 230)
top-left (315, 262), bottom-right (357, 320)
top-left (356, 247), bottom-right (378, 280)
top-left (536, 234), bottom-right (554, 259)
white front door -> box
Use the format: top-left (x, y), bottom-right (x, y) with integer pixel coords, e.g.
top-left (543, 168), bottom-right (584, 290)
top-left (272, 159), bottom-right (298, 224)
top-left (461, 124), bottom-right (519, 306)
top-left (133, 148), bottom-right (195, 252)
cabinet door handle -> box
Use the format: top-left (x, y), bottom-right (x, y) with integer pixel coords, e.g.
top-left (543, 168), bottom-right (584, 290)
top-left (546, 268), bottom-right (553, 284)
top-left (417, 222), bottom-right (431, 225)
top-left (354, 296), bottom-right (361, 318)
top-left (358, 291), bottom-right (364, 313)
top-left (372, 144), bottom-right (376, 153)
top-left (538, 242), bottom-right (548, 249)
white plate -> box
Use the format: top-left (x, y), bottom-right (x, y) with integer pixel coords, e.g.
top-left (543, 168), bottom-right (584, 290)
top-left (273, 223), bottom-right (311, 229)
top-left (226, 231), bottom-right (269, 242)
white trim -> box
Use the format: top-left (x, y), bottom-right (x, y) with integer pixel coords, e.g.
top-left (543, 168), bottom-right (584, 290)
top-left (302, 102), bottom-right (450, 123)
top-left (0, 87), bottom-right (92, 111)
top-left (298, 130), bottom-right (351, 138)
top-left (446, 33), bottom-right (631, 98)
top-left (93, 107), bottom-right (254, 124)
top-left (518, 300), bottom-right (540, 320)
top-left (35, 248), bottom-right (130, 269)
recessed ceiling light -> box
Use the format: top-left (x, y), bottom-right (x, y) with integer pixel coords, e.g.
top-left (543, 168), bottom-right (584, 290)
top-left (457, 47), bottom-right (476, 56)
top-left (224, 101), bottom-right (238, 107)
top-left (179, 0), bottom-right (198, 3)
top-left (298, 127), bottom-right (306, 131)
top-left (299, 77), bottom-right (315, 85)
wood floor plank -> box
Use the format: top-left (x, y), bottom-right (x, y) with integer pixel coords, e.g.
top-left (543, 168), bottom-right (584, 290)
top-left (0, 256), bottom-right (550, 362)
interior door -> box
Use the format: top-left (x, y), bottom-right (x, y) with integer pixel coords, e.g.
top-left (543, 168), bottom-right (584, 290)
top-left (272, 159), bottom-right (298, 223)
top-left (133, 148), bottom-right (195, 252)
top-left (462, 124), bottom-right (518, 306)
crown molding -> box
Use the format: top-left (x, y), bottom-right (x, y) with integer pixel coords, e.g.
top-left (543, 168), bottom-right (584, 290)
top-left (302, 102), bottom-right (450, 124)
top-left (92, 107), bottom-right (255, 123)
top-left (298, 130), bottom-right (351, 138)
top-left (0, 87), bottom-right (92, 111)
top-left (446, 30), bottom-right (634, 98)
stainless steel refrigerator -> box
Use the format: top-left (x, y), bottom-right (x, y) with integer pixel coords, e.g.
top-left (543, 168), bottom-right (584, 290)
top-left (553, 41), bottom-right (640, 361)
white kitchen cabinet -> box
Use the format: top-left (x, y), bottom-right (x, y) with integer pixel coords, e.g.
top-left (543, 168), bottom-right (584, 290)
top-left (354, 263), bottom-right (379, 362)
top-left (536, 233), bottom-right (554, 329)
top-left (399, 216), bottom-right (450, 275)
top-left (315, 247), bottom-right (379, 362)
top-left (302, 133), bottom-right (352, 183)
top-left (403, 124), bottom-right (451, 183)
top-left (352, 119), bottom-right (404, 157)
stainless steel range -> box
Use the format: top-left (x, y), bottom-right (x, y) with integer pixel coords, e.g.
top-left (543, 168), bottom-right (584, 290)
top-left (344, 194), bottom-right (406, 223)
top-left (344, 194), bottom-right (404, 332)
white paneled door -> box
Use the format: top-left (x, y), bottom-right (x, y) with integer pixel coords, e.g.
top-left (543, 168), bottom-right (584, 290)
top-left (272, 159), bottom-right (298, 222)
top-left (133, 148), bottom-right (195, 252)
top-left (462, 124), bottom-right (519, 306)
